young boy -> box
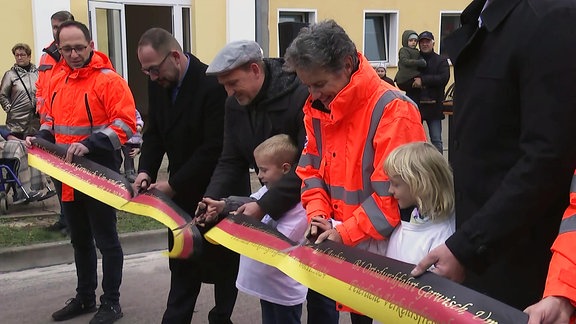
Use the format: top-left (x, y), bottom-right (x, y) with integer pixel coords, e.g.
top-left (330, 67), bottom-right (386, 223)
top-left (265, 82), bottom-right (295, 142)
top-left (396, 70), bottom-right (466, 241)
top-left (395, 30), bottom-right (427, 104)
top-left (200, 134), bottom-right (308, 324)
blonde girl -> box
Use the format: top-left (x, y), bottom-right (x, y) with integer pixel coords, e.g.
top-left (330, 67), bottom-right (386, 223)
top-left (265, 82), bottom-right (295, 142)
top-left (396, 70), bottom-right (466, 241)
top-left (384, 142), bottom-right (455, 264)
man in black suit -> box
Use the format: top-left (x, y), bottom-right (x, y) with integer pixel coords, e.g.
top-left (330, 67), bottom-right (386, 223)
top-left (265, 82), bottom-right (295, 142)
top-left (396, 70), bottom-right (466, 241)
top-left (135, 28), bottom-right (245, 324)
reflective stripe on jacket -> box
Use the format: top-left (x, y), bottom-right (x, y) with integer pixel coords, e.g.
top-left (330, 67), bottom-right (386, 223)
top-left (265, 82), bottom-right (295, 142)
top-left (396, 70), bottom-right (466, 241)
top-left (296, 53), bottom-right (426, 246)
top-left (41, 50), bottom-right (136, 201)
top-left (544, 172), bottom-right (576, 307)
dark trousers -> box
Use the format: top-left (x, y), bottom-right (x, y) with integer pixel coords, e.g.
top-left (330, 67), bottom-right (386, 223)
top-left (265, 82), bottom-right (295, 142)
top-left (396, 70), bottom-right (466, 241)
top-left (161, 246), bottom-right (239, 323)
top-left (350, 313), bottom-right (373, 324)
top-left (62, 191), bottom-right (123, 305)
top-left (260, 300), bottom-right (302, 324)
top-left (306, 290), bottom-right (339, 324)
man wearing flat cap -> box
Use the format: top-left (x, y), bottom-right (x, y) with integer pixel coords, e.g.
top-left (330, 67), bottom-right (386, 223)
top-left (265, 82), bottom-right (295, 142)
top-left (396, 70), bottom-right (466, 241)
top-left (199, 40), bottom-right (307, 223)
top-left (135, 28), bottom-right (243, 324)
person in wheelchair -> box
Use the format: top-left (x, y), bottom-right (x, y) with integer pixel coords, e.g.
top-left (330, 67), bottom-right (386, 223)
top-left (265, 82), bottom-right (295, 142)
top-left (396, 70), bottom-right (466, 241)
top-left (0, 127), bottom-right (55, 204)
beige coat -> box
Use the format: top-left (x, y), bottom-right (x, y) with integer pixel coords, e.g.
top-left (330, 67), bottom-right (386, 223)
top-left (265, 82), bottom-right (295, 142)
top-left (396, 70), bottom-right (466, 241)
top-left (0, 64), bottom-right (39, 135)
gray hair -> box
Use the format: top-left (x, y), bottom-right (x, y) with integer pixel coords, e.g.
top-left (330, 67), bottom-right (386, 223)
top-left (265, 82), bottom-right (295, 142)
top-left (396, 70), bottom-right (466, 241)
top-left (284, 19), bottom-right (358, 73)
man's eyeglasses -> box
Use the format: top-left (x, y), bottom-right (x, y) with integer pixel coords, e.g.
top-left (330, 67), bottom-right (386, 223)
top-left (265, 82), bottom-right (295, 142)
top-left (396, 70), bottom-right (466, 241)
top-left (141, 52), bottom-right (171, 76)
top-left (59, 45), bottom-right (89, 55)
top-left (14, 53), bottom-right (29, 58)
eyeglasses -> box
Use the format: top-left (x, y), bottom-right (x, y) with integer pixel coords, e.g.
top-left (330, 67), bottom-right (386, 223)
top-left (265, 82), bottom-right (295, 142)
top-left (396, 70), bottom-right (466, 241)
top-left (59, 45), bottom-right (89, 55)
top-left (14, 53), bottom-right (29, 58)
top-left (141, 52), bottom-right (171, 76)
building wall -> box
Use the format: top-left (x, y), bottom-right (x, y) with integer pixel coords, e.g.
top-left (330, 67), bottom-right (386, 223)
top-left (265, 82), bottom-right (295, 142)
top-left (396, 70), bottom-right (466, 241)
top-left (0, 0), bottom-right (467, 123)
top-left (192, 0), bottom-right (227, 63)
top-left (268, 0), bottom-right (468, 79)
top-left (1, 1), bottom-right (35, 71)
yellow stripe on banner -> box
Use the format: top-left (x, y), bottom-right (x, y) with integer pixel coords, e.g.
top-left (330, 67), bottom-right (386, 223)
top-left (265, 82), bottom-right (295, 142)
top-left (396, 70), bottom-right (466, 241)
top-left (122, 201), bottom-right (184, 258)
top-left (29, 154), bottom-right (127, 209)
top-left (28, 152), bottom-right (186, 258)
top-left (206, 227), bottom-right (425, 323)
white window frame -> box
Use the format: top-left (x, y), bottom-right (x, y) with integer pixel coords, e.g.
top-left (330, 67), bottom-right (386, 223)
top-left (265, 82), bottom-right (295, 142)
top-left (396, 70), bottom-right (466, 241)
top-left (363, 10), bottom-right (399, 66)
top-left (89, 2), bottom-right (128, 78)
top-left (277, 8), bottom-right (317, 57)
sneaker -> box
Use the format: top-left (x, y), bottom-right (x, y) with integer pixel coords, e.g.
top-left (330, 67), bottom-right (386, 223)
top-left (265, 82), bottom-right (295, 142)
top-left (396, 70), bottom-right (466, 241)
top-left (52, 298), bottom-right (97, 321)
top-left (90, 303), bottom-right (123, 324)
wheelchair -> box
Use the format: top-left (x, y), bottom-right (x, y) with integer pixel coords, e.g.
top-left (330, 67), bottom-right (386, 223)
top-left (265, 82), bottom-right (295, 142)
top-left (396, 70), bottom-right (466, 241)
top-left (0, 157), bottom-right (38, 214)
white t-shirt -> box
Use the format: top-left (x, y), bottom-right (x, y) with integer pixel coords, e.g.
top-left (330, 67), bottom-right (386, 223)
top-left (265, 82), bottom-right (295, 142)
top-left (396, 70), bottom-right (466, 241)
top-left (235, 186), bottom-right (309, 306)
top-left (385, 207), bottom-right (455, 265)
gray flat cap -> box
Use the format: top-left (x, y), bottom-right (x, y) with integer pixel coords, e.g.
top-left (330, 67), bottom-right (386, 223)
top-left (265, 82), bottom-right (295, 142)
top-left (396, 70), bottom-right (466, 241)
top-left (206, 40), bottom-right (263, 75)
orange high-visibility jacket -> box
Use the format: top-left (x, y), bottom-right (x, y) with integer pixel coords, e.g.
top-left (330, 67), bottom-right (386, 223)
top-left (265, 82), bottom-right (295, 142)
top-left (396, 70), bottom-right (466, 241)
top-left (41, 50), bottom-right (136, 201)
top-left (296, 53), bottom-right (427, 246)
top-left (36, 42), bottom-right (60, 123)
top-left (543, 171), bottom-right (576, 308)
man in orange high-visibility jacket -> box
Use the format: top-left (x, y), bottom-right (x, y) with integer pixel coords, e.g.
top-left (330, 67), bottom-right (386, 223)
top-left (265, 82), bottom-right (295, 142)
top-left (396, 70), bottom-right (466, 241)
top-left (36, 10), bottom-right (74, 123)
top-left (285, 20), bottom-right (427, 324)
top-left (35, 10), bottom-right (74, 233)
top-left (525, 173), bottom-right (576, 324)
top-left (29, 21), bottom-right (136, 324)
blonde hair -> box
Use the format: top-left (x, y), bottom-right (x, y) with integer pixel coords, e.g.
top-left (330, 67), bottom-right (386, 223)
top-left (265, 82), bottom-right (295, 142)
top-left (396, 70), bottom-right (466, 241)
top-left (384, 142), bottom-right (454, 220)
top-left (254, 134), bottom-right (299, 166)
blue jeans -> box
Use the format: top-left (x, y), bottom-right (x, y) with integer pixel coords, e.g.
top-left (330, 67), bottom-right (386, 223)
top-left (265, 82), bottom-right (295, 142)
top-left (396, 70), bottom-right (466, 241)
top-left (260, 300), bottom-right (302, 324)
top-left (424, 119), bottom-right (443, 153)
top-left (62, 190), bottom-right (123, 305)
top-left (306, 290), bottom-right (339, 324)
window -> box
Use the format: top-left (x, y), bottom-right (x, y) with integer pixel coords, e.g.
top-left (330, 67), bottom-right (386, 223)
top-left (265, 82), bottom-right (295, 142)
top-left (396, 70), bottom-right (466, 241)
top-left (279, 11), bottom-right (311, 23)
top-left (439, 12), bottom-right (461, 59)
top-left (277, 10), bottom-right (316, 56)
top-left (364, 12), bottom-right (398, 64)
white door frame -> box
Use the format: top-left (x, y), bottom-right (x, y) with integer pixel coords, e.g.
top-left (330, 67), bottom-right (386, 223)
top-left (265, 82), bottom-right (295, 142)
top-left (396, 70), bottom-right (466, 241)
top-left (89, 1), bottom-right (129, 79)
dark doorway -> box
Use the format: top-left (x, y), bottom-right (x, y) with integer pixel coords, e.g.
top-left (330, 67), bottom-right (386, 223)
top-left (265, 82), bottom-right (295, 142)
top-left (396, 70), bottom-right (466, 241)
top-left (125, 5), bottom-right (172, 117)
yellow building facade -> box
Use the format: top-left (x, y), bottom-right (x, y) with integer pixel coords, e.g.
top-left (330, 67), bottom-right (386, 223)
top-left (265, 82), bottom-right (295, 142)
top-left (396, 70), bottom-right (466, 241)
top-left (0, 0), bottom-right (468, 121)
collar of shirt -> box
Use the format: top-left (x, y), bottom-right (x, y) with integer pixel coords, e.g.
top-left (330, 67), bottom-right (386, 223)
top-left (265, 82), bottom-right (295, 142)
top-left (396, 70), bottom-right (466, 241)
top-left (478, 0), bottom-right (492, 27)
top-left (172, 53), bottom-right (191, 103)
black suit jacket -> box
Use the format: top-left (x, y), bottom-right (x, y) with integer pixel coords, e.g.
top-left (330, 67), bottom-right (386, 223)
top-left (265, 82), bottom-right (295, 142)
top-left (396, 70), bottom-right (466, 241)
top-left (444, 0), bottom-right (576, 309)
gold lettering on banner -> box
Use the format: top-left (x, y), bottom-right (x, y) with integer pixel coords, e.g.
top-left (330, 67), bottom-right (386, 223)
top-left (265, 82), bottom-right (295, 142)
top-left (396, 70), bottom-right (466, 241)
top-left (223, 224), bottom-right (501, 323)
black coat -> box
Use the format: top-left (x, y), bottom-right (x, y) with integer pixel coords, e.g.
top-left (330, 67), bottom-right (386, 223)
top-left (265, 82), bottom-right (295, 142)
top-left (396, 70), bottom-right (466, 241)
top-left (205, 58), bottom-right (308, 220)
top-left (418, 51), bottom-right (449, 121)
top-left (444, 0), bottom-right (576, 309)
top-left (138, 53), bottom-right (239, 282)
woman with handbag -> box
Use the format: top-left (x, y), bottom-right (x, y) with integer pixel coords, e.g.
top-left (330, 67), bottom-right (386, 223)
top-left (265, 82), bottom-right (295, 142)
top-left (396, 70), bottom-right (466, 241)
top-left (0, 43), bottom-right (40, 137)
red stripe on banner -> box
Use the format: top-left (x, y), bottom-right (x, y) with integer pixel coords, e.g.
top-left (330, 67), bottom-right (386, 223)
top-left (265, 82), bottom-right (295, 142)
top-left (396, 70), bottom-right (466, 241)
top-left (31, 146), bottom-right (132, 200)
top-left (214, 215), bottom-right (527, 323)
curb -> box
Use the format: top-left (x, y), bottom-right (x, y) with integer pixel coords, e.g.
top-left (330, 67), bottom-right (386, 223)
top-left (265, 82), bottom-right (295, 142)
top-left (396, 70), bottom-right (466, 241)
top-left (0, 229), bottom-right (167, 273)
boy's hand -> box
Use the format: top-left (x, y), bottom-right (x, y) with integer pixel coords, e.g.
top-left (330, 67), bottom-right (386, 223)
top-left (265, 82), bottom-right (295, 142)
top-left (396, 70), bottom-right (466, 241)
top-left (236, 202), bottom-right (264, 220)
top-left (196, 198), bottom-right (225, 227)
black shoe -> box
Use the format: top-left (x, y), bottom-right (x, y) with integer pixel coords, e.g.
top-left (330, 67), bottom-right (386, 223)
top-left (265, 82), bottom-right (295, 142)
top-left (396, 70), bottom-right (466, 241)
top-left (47, 221), bottom-right (66, 232)
top-left (90, 303), bottom-right (123, 324)
top-left (52, 298), bottom-right (97, 321)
